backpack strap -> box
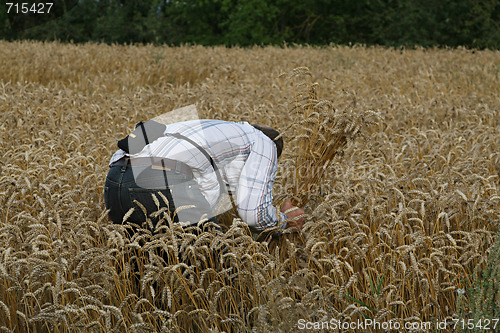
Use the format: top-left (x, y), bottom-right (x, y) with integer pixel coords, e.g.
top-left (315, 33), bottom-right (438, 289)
top-left (165, 132), bottom-right (238, 212)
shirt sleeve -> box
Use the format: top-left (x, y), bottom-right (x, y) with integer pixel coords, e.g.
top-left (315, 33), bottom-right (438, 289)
top-left (235, 135), bottom-right (280, 230)
top-left (194, 168), bottom-right (221, 207)
top-left (109, 149), bottom-right (127, 166)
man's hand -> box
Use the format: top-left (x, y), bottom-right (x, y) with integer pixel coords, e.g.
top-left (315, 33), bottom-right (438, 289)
top-left (281, 199), bottom-right (305, 231)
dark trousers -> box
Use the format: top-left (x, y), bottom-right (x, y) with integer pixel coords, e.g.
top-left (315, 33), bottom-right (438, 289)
top-left (104, 163), bottom-right (215, 231)
top-left (104, 163), bottom-right (222, 293)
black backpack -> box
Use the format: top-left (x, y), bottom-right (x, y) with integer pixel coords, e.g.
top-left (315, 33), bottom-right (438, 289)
top-left (117, 120), bottom-right (236, 209)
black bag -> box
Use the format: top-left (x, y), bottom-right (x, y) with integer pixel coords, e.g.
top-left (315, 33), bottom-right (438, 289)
top-left (116, 121), bottom-right (238, 212)
top-left (117, 120), bottom-right (166, 154)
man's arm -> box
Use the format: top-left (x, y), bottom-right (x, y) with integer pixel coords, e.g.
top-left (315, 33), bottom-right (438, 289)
top-left (235, 138), bottom-right (280, 230)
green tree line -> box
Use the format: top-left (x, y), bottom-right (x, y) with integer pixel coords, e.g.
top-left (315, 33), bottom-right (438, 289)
top-left (1, 0), bottom-right (500, 48)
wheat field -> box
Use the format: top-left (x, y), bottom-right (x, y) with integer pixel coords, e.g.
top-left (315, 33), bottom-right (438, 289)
top-left (0, 41), bottom-right (499, 332)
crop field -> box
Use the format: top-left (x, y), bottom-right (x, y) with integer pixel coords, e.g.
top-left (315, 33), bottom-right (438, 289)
top-left (0, 41), bottom-right (499, 332)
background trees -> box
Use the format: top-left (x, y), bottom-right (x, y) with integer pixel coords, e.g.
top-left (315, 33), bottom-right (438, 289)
top-left (1, 0), bottom-right (499, 48)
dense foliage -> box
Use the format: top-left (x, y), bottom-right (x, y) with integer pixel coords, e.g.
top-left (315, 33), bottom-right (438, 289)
top-left (1, 0), bottom-right (500, 48)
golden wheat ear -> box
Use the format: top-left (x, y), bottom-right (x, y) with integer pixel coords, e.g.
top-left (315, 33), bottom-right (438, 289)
top-left (281, 66), bottom-right (380, 206)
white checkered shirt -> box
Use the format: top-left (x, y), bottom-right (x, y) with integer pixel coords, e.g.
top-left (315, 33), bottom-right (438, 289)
top-left (109, 119), bottom-right (283, 230)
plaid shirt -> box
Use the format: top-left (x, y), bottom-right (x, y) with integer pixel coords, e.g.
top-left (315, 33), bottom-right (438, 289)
top-left (109, 119), bottom-right (282, 230)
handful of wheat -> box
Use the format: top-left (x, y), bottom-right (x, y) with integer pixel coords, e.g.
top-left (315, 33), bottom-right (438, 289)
top-left (281, 67), bottom-right (379, 206)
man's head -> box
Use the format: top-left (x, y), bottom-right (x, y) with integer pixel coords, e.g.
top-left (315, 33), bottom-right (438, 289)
top-left (251, 124), bottom-right (284, 158)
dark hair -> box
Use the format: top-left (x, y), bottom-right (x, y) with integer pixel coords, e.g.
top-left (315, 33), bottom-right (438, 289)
top-left (251, 124), bottom-right (284, 158)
